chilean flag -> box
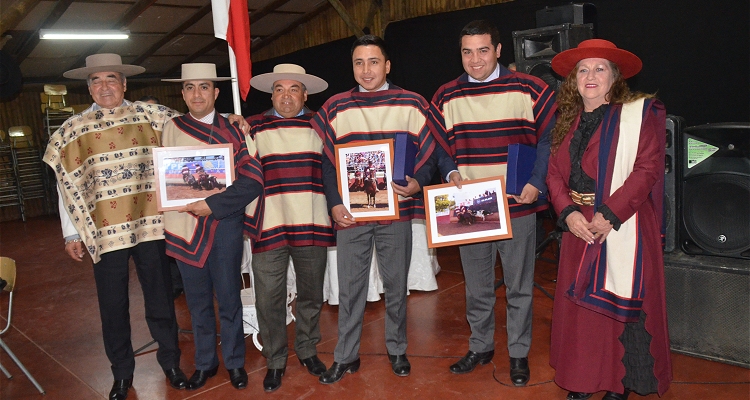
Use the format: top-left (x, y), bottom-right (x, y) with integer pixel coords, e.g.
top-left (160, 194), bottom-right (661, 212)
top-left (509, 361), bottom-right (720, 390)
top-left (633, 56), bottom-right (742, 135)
top-left (212, 0), bottom-right (251, 100)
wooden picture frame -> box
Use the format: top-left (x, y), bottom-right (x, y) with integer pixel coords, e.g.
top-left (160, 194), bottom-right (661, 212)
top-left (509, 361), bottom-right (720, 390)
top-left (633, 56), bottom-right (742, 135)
top-left (152, 144), bottom-right (235, 211)
top-left (334, 139), bottom-right (399, 222)
top-left (423, 176), bottom-right (513, 248)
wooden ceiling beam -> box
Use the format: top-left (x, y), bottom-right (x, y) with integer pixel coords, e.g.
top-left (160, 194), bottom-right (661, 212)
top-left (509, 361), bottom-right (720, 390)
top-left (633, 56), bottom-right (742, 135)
top-left (115, 0), bottom-right (159, 27)
top-left (67, 0), bottom-right (158, 72)
top-left (327, 0), bottom-right (365, 38)
top-left (250, 0), bottom-right (294, 24)
top-left (252, 0), bottom-right (331, 53)
top-left (0, 0), bottom-right (41, 37)
top-left (131, 3), bottom-right (212, 65)
top-left (365, 0), bottom-right (378, 32)
top-left (380, 0), bottom-right (390, 36)
top-left (14, 0), bottom-right (74, 63)
top-left (162, 38), bottom-right (224, 77)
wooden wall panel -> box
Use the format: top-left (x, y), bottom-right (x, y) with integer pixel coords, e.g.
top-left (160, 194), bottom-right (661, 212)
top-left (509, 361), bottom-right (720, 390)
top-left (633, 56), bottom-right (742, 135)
top-left (0, 82), bottom-right (184, 222)
top-left (253, 0), bottom-right (512, 61)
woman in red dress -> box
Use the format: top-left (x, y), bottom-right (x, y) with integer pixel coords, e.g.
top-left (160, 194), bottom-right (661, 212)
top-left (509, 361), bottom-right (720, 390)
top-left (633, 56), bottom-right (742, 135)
top-left (546, 39), bottom-right (672, 400)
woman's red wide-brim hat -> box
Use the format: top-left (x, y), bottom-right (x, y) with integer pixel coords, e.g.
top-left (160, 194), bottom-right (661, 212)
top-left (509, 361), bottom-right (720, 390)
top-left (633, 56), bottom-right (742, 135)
top-left (551, 39), bottom-right (643, 79)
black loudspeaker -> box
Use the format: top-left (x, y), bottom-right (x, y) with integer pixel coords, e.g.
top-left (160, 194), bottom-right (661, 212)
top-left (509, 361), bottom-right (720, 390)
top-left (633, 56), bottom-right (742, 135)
top-left (679, 123), bottom-right (750, 259)
top-left (536, 3), bottom-right (598, 34)
top-left (664, 115), bottom-right (684, 253)
top-left (512, 24), bottom-right (594, 91)
top-left (664, 252), bottom-right (749, 367)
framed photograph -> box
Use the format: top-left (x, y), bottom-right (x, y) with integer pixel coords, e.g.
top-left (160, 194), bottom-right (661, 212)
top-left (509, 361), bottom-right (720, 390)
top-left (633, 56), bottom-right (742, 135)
top-left (423, 176), bottom-right (512, 248)
top-left (152, 144), bottom-right (235, 211)
top-left (335, 139), bottom-right (399, 222)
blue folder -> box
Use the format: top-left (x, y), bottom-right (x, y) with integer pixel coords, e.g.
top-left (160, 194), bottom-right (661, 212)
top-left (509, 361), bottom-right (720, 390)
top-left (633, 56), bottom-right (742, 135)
top-left (392, 132), bottom-right (416, 186)
top-left (506, 143), bottom-right (536, 195)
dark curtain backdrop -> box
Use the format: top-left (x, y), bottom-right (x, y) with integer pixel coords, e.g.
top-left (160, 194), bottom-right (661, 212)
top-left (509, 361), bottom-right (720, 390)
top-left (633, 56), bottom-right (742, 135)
top-left (229, 0), bottom-right (749, 126)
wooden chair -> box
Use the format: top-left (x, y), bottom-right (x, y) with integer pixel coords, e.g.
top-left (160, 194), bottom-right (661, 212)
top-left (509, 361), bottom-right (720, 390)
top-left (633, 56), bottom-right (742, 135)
top-left (0, 257), bottom-right (45, 394)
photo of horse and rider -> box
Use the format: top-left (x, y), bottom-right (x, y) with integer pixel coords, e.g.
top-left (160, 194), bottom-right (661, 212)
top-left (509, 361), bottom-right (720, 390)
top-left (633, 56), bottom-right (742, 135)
top-left (345, 150), bottom-right (388, 212)
top-left (433, 188), bottom-right (502, 237)
top-left (163, 155), bottom-right (228, 201)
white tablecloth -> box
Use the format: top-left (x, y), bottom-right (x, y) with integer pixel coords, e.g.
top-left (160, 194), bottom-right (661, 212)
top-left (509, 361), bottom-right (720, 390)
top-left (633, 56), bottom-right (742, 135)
top-left (240, 220), bottom-right (440, 305)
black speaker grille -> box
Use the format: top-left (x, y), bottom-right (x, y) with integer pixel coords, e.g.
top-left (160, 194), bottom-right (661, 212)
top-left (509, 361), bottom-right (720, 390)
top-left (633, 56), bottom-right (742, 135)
top-left (665, 254), bottom-right (749, 367)
top-left (683, 174), bottom-right (750, 255)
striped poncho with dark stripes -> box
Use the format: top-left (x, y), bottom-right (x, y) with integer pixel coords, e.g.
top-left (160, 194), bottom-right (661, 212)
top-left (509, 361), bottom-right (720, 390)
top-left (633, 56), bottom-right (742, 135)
top-left (431, 69), bottom-right (557, 218)
top-left (244, 110), bottom-right (335, 252)
top-left (311, 85), bottom-right (439, 223)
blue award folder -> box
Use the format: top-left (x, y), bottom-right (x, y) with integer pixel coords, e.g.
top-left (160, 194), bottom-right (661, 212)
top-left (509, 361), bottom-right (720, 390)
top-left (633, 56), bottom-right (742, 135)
top-left (506, 143), bottom-right (536, 195)
top-left (392, 132), bottom-right (417, 186)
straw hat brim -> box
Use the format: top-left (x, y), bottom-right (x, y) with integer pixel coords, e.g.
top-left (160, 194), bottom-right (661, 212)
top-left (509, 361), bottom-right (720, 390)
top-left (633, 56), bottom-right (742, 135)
top-left (251, 72), bottom-right (328, 94)
top-left (161, 77), bottom-right (233, 82)
top-left (551, 42), bottom-right (642, 79)
top-left (63, 64), bottom-right (145, 80)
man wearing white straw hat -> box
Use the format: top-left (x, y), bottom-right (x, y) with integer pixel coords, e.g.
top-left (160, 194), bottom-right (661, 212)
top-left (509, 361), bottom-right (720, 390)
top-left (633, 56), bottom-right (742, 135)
top-left (44, 53), bottom-right (187, 400)
top-left (243, 63), bottom-right (333, 392)
top-left (161, 63), bottom-right (264, 391)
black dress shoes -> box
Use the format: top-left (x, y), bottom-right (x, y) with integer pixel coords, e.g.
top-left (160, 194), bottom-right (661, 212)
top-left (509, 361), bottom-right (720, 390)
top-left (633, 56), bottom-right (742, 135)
top-left (299, 355), bottom-right (327, 376)
top-left (449, 350), bottom-right (494, 374)
top-left (388, 354), bottom-right (411, 377)
top-left (262, 368), bottom-right (284, 392)
top-left (228, 368), bottom-right (248, 390)
top-left (566, 392), bottom-right (593, 400)
top-left (509, 357), bottom-right (530, 386)
top-left (602, 390), bottom-right (630, 400)
top-left (186, 365), bottom-right (218, 390)
top-left (318, 358), bottom-right (360, 384)
top-left (164, 367), bottom-right (187, 390)
top-left (109, 378), bottom-right (132, 400)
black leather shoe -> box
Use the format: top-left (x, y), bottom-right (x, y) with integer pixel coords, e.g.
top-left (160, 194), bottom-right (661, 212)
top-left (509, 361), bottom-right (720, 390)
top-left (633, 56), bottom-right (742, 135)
top-left (299, 355), bottom-right (327, 376)
top-left (262, 368), bottom-right (284, 392)
top-left (228, 368), bottom-right (248, 390)
top-left (388, 354), bottom-right (411, 377)
top-left (164, 367), bottom-right (187, 390)
top-left (566, 392), bottom-right (593, 400)
top-left (186, 366), bottom-right (218, 390)
top-left (318, 358), bottom-right (360, 384)
top-left (449, 350), bottom-right (494, 374)
top-left (109, 378), bottom-right (132, 400)
top-left (602, 390), bottom-right (630, 400)
top-left (509, 357), bottom-right (530, 386)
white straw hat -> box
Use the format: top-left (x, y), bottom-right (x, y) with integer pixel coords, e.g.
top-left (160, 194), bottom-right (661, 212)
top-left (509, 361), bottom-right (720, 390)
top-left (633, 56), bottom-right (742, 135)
top-left (63, 53), bottom-right (145, 80)
top-left (250, 63), bottom-right (328, 94)
top-left (162, 63), bottom-right (232, 82)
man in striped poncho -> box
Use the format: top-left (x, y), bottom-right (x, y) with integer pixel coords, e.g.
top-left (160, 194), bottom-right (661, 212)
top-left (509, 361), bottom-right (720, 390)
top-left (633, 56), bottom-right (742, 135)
top-left (244, 64), bottom-right (334, 392)
top-left (311, 35), bottom-right (439, 384)
top-left (161, 63), bottom-right (264, 392)
top-left (431, 20), bottom-right (556, 386)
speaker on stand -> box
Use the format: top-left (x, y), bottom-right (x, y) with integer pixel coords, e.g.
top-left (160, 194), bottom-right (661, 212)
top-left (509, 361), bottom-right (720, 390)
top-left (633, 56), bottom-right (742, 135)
top-left (512, 23), bottom-right (594, 91)
top-left (664, 115), bottom-right (684, 253)
top-left (678, 123), bottom-right (750, 259)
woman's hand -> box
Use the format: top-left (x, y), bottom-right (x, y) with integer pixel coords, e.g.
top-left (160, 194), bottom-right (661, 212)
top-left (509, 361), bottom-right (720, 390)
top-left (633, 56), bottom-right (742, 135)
top-left (565, 211), bottom-right (594, 244)
top-left (586, 212), bottom-right (614, 243)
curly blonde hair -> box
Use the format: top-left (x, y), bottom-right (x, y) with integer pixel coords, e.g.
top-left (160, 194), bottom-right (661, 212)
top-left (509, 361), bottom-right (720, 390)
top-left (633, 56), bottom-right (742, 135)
top-left (550, 60), bottom-right (654, 153)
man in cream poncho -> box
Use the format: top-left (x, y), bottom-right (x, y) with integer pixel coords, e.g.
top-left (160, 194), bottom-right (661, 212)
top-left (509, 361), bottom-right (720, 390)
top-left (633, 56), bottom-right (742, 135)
top-left (44, 53), bottom-right (186, 400)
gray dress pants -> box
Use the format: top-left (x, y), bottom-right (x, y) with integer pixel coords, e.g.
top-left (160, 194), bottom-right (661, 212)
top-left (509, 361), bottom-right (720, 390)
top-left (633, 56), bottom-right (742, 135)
top-left (333, 221), bottom-right (412, 363)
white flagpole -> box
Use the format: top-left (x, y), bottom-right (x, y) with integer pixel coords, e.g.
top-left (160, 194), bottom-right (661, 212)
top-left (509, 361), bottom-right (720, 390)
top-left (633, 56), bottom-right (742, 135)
top-left (228, 46), bottom-right (242, 115)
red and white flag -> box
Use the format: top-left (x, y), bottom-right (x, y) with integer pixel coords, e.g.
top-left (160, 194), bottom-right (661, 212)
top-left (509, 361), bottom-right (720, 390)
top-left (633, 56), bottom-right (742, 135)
top-left (212, 0), bottom-right (251, 100)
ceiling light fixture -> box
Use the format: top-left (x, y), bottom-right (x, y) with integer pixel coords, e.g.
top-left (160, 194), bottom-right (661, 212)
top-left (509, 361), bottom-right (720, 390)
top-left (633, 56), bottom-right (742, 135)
top-left (39, 29), bottom-right (130, 40)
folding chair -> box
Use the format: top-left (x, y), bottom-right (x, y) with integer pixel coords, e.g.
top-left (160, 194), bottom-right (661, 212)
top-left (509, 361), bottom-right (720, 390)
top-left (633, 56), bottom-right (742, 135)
top-left (0, 256), bottom-right (45, 394)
